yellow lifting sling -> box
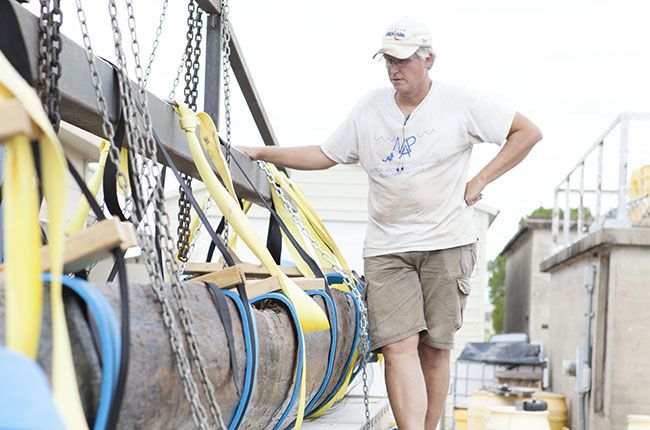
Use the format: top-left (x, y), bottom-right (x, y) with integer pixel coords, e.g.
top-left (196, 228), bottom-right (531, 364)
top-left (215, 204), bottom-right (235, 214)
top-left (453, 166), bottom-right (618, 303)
top-left (173, 101), bottom-right (331, 428)
top-left (0, 52), bottom-right (88, 429)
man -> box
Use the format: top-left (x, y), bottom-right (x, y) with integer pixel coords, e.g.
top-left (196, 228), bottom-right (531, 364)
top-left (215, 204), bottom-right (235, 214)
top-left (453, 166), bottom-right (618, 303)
top-left (239, 16), bottom-right (542, 429)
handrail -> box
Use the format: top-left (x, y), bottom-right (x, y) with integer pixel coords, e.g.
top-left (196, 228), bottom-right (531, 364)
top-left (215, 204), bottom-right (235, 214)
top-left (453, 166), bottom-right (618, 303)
top-left (552, 113), bottom-right (650, 249)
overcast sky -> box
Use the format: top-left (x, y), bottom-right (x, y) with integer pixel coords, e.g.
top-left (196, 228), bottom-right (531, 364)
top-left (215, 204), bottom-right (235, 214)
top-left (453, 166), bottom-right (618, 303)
top-left (25, 0), bottom-right (650, 261)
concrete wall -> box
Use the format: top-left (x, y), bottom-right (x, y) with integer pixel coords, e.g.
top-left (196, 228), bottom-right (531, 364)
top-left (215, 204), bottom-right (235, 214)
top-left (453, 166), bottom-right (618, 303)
top-left (541, 229), bottom-right (650, 430)
top-left (528, 229), bottom-right (553, 348)
top-left (503, 230), bottom-right (533, 333)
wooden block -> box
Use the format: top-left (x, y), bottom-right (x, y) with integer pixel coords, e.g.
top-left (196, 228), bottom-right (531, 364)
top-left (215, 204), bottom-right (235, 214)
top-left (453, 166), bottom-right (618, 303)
top-left (0, 99), bottom-right (34, 142)
top-left (243, 276), bottom-right (326, 299)
top-left (188, 266), bottom-right (246, 289)
top-left (184, 261), bottom-right (303, 278)
top-left (0, 218), bottom-right (137, 275)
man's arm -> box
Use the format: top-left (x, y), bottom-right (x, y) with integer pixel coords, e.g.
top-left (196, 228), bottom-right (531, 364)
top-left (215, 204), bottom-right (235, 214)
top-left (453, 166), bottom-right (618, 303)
top-left (464, 112), bottom-right (543, 205)
top-left (236, 145), bottom-right (337, 170)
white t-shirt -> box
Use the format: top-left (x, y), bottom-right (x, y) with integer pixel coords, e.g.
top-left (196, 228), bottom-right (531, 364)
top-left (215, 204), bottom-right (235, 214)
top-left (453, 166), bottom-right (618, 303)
top-left (321, 81), bottom-right (515, 258)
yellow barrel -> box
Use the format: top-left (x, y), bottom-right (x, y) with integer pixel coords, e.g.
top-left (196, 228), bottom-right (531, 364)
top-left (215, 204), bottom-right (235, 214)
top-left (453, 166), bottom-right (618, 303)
top-left (628, 415), bottom-right (650, 430)
top-left (467, 391), bottom-right (515, 430)
top-left (534, 391), bottom-right (568, 430)
top-left (485, 406), bottom-right (551, 430)
top-left (454, 408), bottom-right (468, 430)
top-left (629, 165), bottom-right (650, 223)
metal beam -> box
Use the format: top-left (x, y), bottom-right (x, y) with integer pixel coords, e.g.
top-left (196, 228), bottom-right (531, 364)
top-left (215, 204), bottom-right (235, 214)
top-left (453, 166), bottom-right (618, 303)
top-left (229, 28), bottom-right (281, 148)
top-left (11, 2), bottom-right (270, 204)
top-left (196, 0), bottom-right (221, 15)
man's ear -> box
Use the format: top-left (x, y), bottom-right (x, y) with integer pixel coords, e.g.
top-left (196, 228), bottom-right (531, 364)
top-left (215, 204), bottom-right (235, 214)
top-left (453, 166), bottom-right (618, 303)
top-left (428, 53), bottom-right (436, 70)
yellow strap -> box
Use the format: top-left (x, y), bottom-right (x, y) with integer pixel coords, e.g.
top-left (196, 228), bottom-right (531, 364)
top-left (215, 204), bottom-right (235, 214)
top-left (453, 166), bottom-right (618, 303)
top-left (266, 163), bottom-right (350, 273)
top-left (173, 103), bottom-right (329, 429)
top-left (67, 140), bottom-right (111, 235)
top-left (269, 179), bottom-right (317, 277)
top-left (182, 112), bottom-right (243, 258)
top-left (0, 52), bottom-right (88, 430)
top-left (119, 146), bottom-right (130, 194)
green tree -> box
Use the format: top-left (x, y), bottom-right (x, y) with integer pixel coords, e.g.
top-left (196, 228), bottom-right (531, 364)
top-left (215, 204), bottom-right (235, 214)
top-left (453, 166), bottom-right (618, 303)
top-left (488, 255), bottom-right (505, 334)
top-left (518, 206), bottom-right (593, 227)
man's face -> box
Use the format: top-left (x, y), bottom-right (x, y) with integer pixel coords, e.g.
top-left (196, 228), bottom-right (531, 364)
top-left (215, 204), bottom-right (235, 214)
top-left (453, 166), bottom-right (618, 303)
top-left (384, 52), bottom-right (432, 94)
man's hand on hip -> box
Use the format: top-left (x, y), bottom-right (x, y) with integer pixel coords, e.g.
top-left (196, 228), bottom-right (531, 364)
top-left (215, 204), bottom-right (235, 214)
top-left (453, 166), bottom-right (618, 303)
top-left (464, 177), bottom-right (485, 206)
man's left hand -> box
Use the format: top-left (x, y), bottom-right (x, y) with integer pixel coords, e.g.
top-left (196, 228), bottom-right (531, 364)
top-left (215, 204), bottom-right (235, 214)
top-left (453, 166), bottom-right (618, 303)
top-left (464, 177), bottom-right (485, 206)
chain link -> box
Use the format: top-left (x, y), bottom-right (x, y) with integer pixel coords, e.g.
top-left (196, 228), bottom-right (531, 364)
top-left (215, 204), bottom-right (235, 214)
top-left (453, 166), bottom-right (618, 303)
top-left (143, 0), bottom-right (169, 87)
top-left (37, 0), bottom-right (63, 131)
top-left (177, 1), bottom-right (203, 264)
top-left (74, 0), bottom-right (226, 427)
top-left (256, 161), bottom-right (372, 428)
top-left (220, 0), bottom-right (233, 252)
top-left (119, 1), bottom-right (228, 427)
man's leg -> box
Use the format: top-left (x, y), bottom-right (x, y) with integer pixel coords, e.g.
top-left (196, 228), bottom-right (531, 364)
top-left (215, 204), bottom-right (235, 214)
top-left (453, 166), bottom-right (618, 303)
top-left (418, 344), bottom-right (451, 429)
top-left (382, 334), bottom-right (427, 430)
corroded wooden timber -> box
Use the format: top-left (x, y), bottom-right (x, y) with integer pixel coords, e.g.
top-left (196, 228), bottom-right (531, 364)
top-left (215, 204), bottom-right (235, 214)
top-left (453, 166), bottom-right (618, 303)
top-left (0, 281), bottom-right (357, 429)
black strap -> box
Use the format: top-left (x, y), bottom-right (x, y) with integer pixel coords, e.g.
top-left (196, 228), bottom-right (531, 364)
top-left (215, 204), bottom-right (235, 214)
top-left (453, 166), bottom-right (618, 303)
top-left (204, 282), bottom-right (241, 396)
top-left (156, 138), bottom-right (238, 267)
top-left (266, 201), bottom-right (282, 264)
top-left (147, 122), bottom-right (258, 407)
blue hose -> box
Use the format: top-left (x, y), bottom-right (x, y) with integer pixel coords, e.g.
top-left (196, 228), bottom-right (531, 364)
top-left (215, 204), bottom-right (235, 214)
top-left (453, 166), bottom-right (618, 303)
top-left (222, 290), bottom-right (258, 429)
top-left (42, 274), bottom-right (120, 430)
top-left (307, 290), bottom-right (361, 416)
top-left (304, 290), bottom-right (337, 414)
top-left (250, 293), bottom-right (304, 430)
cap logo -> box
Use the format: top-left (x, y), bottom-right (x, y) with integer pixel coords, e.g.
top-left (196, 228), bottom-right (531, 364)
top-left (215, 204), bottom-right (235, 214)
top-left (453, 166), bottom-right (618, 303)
top-left (385, 26), bottom-right (406, 40)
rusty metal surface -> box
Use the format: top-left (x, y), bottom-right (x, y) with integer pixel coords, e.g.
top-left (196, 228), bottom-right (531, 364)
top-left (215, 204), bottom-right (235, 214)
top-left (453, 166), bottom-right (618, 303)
top-left (0, 282), bottom-right (359, 428)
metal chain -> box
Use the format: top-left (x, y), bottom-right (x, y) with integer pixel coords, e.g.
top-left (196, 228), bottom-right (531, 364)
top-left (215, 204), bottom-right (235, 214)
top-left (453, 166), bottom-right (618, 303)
top-left (72, 0), bottom-right (225, 427)
top-left (74, 0), bottom-right (131, 205)
top-left (118, 1), bottom-right (227, 428)
top-left (37, 0), bottom-right (63, 131)
top-left (178, 194), bottom-right (213, 276)
top-left (257, 161), bottom-right (373, 428)
top-left (143, 0), bottom-right (169, 87)
top-left (220, 0), bottom-right (232, 251)
top-left (177, 1), bottom-right (203, 264)
top-left (169, 50), bottom-right (188, 101)
top-left (75, 0), bottom-right (207, 426)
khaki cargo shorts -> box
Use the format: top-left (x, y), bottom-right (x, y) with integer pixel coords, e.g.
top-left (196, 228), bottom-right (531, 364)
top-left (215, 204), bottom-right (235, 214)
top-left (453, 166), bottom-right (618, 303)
top-left (363, 243), bottom-right (476, 351)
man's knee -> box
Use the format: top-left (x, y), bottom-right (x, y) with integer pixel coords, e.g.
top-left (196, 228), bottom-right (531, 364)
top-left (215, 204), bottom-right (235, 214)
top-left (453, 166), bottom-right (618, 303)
top-left (382, 334), bottom-right (420, 363)
top-left (418, 343), bottom-right (451, 366)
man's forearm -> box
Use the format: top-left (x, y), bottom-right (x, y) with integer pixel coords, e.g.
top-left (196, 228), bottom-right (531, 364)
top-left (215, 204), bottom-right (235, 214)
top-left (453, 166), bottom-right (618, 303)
top-left (475, 127), bottom-right (541, 185)
top-left (237, 145), bottom-right (337, 170)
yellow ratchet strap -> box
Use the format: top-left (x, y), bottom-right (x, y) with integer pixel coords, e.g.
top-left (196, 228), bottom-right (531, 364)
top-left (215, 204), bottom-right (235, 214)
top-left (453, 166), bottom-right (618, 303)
top-left (174, 102), bottom-right (327, 429)
top-left (67, 139), bottom-right (111, 235)
top-left (0, 52), bottom-right (88, 429)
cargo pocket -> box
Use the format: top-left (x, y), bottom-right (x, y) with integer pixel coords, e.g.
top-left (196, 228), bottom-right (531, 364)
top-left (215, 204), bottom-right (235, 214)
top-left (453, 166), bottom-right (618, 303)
top-left (454, 276), bottom-right (471, 331)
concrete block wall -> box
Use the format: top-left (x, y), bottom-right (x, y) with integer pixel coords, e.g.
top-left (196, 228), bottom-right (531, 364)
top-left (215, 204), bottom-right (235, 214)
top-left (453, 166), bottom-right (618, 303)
top-left (541, 229), bottom-right (650, 430)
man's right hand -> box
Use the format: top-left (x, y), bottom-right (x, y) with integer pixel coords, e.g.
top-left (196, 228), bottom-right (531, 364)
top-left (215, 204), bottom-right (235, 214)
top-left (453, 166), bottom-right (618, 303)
top-left (236, 146), bottom-right (260, 160)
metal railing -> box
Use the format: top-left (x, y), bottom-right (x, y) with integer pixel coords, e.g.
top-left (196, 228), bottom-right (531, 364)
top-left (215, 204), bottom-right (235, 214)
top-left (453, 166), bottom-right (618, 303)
top-left (552, 113), bottom-right (650, 248)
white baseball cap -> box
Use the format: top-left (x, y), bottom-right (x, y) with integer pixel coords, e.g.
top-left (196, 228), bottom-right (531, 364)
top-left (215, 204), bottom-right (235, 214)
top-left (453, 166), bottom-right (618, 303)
top-left (374, 16), bottom-right (432, 59)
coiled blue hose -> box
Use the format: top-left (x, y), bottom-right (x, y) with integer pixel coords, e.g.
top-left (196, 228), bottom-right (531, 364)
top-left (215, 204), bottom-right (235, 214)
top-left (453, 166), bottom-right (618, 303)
top-left (250, 293), bottom-right (304, 430)
top-left (223, 290), bottom-right (258, 429)
top-left (42, 274), bottom-right (120, 430)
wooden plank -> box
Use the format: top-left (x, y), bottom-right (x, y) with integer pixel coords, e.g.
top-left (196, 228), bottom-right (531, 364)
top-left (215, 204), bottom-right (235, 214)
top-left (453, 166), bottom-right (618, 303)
top-left (0, 99), bottom-right (33, 141)
top-left (184, 261), bottom-right (302, 278)
top-left (188, 266), bottom-right (246, 288)
top-left (0, 218), bottom-right (137, 275)
top-left (185, 261), bottom-right (348, 279)
top-left (243, 276), bottom-right (326, 299)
